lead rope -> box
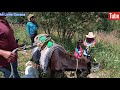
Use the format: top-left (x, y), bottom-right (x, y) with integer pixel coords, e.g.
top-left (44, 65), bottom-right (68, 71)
top-left (9, 48), bottom-right (19, 78)
top-left (9, 48), bottom-right (18, 78)
top-left (74, 58), bottom-right (78, 78)
top-left (9, 63), bottom-right (14, 78)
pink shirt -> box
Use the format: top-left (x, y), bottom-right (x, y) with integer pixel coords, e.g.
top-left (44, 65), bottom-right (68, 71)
top-left (0, 19), bottom-right (18, 67)
top-left (74, 46), bottom-right (83, 59)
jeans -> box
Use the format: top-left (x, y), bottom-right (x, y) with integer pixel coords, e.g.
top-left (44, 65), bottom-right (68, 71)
top-left (0, 60), bottom-right (20, 78)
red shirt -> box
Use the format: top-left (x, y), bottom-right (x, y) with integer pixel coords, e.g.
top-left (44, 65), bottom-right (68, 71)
top-left (83, 39), bottom-right (96, 47)
top-left (0, 19), bottom-right (18, 67)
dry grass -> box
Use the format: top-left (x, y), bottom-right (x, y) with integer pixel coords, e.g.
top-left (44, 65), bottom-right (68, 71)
top-left (95, 30), bottom-right (120, 46)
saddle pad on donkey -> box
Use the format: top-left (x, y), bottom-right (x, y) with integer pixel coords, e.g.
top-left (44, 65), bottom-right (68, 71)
top-left (40, 43), bottom-right (66, 73)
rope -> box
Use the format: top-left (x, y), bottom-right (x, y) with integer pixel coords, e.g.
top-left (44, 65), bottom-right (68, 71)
top-left (9, 48), bottom-right (19, 78)
top-left (9, 63), bottom-right (14, 78)
top-left (74, 58), bottom-right (78, 78)
top-left (76, 59), bottom-right (78, 72)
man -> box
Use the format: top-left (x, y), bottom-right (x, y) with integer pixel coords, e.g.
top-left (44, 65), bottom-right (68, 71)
top-left (26, 14), bottom-right (38, 48)
top-left (83, 32), bottom-right (96, 62)
top-left (0, 16), bottom-right (20, 78)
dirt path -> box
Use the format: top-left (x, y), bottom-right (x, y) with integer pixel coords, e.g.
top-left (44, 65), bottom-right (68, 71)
top-left (88, 69), bottom-right (111, 78)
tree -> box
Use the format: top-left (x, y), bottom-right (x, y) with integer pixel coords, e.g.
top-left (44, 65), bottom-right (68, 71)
top-left (8, 12), bottom-right (114, 42)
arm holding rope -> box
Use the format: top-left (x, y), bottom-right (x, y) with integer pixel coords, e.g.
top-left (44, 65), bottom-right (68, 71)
top-left (0, 49), bottom-right (18, 78)
top-left (0, 49), bottom-right (17, 63)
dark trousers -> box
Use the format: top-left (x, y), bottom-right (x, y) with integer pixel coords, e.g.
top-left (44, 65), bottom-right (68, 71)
top-left (30, 33), bottom-right (37, 48)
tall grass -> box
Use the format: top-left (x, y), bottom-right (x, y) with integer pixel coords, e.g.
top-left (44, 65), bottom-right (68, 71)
top-left (93, 31), bottom-right (120, 77)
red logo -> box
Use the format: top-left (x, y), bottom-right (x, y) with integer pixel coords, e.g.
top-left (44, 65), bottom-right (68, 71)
top-left (108, 12), bottom-right (120, 20)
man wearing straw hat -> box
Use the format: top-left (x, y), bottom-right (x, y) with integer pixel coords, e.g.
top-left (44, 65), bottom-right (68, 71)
top-left (26, 14), bottom-right (38, 48)
top-left (83, 32), bottom-right (96, 62)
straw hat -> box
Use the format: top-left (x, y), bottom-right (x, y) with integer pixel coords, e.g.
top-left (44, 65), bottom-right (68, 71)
top-left (86, 32), bottom-right (95, 38)
top-left (27, 14), bottom-right (34, 21)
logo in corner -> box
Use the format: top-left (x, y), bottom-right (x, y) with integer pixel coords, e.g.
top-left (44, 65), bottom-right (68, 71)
top-left (108, 12), bottom-right (120, 20)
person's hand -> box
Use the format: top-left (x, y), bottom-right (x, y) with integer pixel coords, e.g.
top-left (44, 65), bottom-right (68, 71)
top-left (2, 50), bottom-right (17, 63)
top-left (91, 44), bottom-right (95, 47)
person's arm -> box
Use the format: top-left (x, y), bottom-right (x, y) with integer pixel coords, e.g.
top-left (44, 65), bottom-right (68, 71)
top-left (0, 49), bottom-right (4, 56)
top-left (35, 22), bottom-right (38, 29)
top-left (26, 23), bottom-right (30, 36)
top-left (33, 22), bottom-right (39, 30)
top-left (0, 49), bottom-right (17, 63)
top-left (83, 40), bottom-right (87, 49)
top-left (91, 39), bottom-right (97, 47)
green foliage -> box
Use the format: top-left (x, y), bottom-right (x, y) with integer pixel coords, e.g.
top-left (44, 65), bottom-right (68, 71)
top-left (93, 41), bottom-right (120, 71)
top-left (7, 12), bottom-right (117, 40)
